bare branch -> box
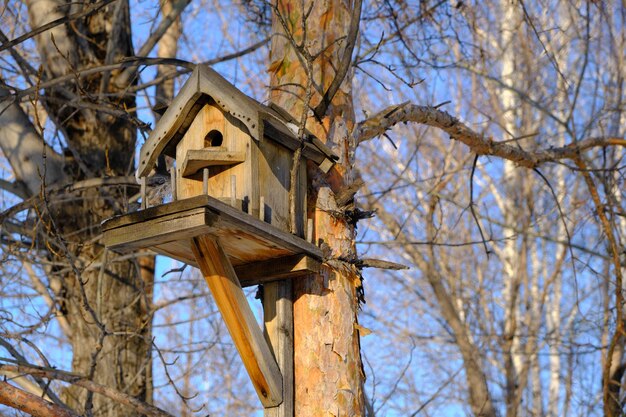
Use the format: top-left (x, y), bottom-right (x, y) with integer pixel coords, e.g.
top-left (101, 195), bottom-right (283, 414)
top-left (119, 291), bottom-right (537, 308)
top-left (10, 37), bottom-right (269, 102)
top-left (0, 87), bottom-right (66, 195)
top-left (355, 258), bottom-right (409, 270)
top-left (312, 0), bottom-right (362, 119)
top-left (0, 0), bottom-right (116, 53)
top-left (0, 381), bottom-right (79, 417)
top-left (355, 102), bottom-right (626, 167)
top-left (0, 363), bottom-right (176, 417)
top-left (116, 0), bottom-right (192, 87)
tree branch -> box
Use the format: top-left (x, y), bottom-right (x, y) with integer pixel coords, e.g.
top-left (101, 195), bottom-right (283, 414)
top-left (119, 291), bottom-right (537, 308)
top-left (9, 37), bottom-right (269, 102)
top-left (1, 0), bottom-right (116, 53)
top-left (312, 0), bottom-right (362, 119)
top-left (355, 102), bottom-right (626, 167)
top-left (0, 381), bottom-right (79, 417)
top-left (116, 0), bottom-right (192, 87)
top-left (0, 87), bottom-right (66, 195)
top-left (0, 363), bottom-right (176, 417)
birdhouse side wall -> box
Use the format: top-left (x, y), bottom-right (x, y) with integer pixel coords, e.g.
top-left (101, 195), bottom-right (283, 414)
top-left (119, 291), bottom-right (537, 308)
top-left (257, 138), bottom-right (306, 236)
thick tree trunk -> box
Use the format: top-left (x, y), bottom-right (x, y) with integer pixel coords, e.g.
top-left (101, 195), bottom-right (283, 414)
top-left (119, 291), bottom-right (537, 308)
top-left (269, 1), bottom-right (365, 415)
top-left (20, 2), bottom-right (153, 415)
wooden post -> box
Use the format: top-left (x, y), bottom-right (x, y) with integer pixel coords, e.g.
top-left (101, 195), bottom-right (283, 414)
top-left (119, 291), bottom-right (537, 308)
top-left (306, 218), bottom-right (313, 243)
top-left (202, 168), bottom-right (209, 195)
top-left (170, 167), bottom-right (177, 201)
top-left (263, 280), bottom-right (294, 417)
top-left (140, 177), bottom-right (147, 209)
top-left (190, 235), bottom-right (283, 408)
top-left (260, 196), bottom-right (265, 221)
top-left (230, 175), bottom-right (237, 207)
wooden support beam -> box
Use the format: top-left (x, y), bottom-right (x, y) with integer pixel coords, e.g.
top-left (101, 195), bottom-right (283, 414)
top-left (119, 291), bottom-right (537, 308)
top-left (235, 255), bottom-right (321, 287)
top-left (191, 236), bottom-right (283, 408)
top-left (263, 280), bottom-right (294, 417)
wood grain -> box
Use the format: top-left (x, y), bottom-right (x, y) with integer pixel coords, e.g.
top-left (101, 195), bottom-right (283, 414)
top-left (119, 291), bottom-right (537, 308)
top-left (180, 148), bottom-right (246, 176)
top-left (191, 236), bottom-right (283, 408)
top-left (103, 195), bottom-right (323, 260)
top-left (235, 255), bottom-right (320, 286)
top-left (263, 280), bottom-right (294, 417)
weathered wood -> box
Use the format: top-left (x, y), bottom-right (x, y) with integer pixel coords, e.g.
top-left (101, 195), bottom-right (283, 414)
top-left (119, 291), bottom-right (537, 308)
top-left (235, 255), bottom-right (321, 286)
top-left (306, 219), bottom-right (313, 243)
top-left (176, 104), bottom-right (225, 200)
top-left (191, 236), bottom-right (283, 407)
top-left (258, 139), bottom-right (292, 231)
top-left (104, 207), bottom-right (214, 249)
top-left (140, 177), bottom-right (147, 209)
top-left (230, 175), bottom-right (237, 208)
top-left (170, 167), bottom-right (176, 201)
top-left (142, 247), bottom-right (320, 287)
top-left (102, 195), bottom-right (323, 272)
top-left (103, 195), bottom-right (215, 229)
top-left (136, 65), bottom-right (336, 179)
top-left (202, 168), bottom-right (208, 194)
top-left (262, 122), bottom-right (333, 169)
top-left (180, 148), bottom-right (246, 177)
top-left (202, 111), bottom-right (254, 209)
top-left (263, 280), bottom-right (294, 417)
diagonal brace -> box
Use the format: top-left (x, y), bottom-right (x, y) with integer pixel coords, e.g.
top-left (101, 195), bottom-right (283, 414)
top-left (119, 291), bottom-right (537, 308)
top-left (190, 235), bottom-right (283, 407)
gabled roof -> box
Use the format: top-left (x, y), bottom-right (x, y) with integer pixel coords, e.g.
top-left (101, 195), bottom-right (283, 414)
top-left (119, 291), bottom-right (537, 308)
top-left (137, 65), bottom-right (337, 178)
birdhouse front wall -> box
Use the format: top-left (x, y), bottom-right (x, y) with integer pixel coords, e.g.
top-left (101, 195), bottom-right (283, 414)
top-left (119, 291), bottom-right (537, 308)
top-left (173, 101), bottom-right (307, 237)
top-left (175, 103), bottom-right (256, 210)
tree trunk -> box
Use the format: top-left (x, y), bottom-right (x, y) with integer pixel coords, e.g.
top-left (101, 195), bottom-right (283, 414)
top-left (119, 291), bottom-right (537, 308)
top-left (269, 1), bottom-right (365, 415)
top-left (21, 1), bottom-right (153, 415)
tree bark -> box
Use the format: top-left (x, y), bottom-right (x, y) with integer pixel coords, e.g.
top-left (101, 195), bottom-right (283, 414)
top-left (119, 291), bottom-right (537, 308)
top-left (16, 2), bottom-right (152, 416)
top-left (0, 381), bottom-right (80, 417)
top-left (269, 1), bottom-right (365, 415)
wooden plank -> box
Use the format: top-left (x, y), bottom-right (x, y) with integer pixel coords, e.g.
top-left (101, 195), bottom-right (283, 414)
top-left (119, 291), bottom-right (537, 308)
top-left (103, 195), bottom-right (323, 261)
top-left (191, 236), bottom-right (283, 408)
top-left (262, 122), bottom-right (329, 166)
top-left (235, 255), bottom-right (320, 287)
top-left (263, 280), bottom-right (294, 417)
top-left (180, 149), bottom-right (246, 177)
top-left (103, 207), bottom-right (214, 250)
top-left (102, 195), bottom-right (215, 230)
top-left (258, 139), bottom-right (291, 232)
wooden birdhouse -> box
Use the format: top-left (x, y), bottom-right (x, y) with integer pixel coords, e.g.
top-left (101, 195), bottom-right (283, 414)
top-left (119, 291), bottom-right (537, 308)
top-left (136, 65), bottom-right (335, 234)
top-left (102, 65), bottom-right (337, 410)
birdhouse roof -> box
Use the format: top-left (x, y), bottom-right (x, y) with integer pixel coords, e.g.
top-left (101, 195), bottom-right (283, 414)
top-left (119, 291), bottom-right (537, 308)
top-left (137, 65), bottom-right (338, 178)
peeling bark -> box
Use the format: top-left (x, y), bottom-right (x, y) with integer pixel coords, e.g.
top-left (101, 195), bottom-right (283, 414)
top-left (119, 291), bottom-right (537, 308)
top-left (270, 1), bottom-right (365, 415)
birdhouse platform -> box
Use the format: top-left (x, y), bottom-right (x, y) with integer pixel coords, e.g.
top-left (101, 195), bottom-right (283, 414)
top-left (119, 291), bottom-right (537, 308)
top-left (102, 194), bottom-right (322, 287)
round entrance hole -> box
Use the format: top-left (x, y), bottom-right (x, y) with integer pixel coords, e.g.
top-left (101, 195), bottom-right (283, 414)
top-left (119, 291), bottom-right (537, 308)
top-left (205, 129), bottom-right (223, 147)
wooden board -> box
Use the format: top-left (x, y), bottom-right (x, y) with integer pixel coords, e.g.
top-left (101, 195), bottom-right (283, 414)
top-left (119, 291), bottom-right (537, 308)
top-left (191, 236), bottom-right (283, 407)
top-left (263, 280), bottom-right (294, 417)
top-left (102, 195), bottom-right (323, 283)
top-left (235, 255), bottom-right (320, 287)
top-left (180, 148), bottom-right (246, 176)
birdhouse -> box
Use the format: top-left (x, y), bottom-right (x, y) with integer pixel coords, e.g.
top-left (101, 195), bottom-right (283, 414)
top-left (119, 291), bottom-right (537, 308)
top-left (136, 65), bottom-right (336, 234)
top-left (103, 65), bottom-right (337, 268)
top-left (101, 66), bottom-right (337, 409)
